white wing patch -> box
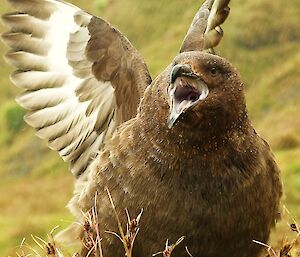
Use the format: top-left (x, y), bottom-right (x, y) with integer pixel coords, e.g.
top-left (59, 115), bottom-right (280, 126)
top-left (3, 0), bottom-right (117, 176)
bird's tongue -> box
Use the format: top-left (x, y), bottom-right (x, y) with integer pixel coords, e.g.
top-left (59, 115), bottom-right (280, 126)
top-left (173, 86), bottom-right (200, 116)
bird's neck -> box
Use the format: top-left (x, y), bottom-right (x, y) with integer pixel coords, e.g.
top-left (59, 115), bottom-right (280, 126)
top-left (137, 116), bottom-right (251, 155)
top-left (126, 117), bottom-right (259, 194)
top-left (137, 96), bottom-right (252, 155)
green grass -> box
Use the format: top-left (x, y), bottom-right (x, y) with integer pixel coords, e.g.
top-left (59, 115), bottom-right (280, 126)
top-left (0, 172), bottom-right (74, 255)
top-left (0, 0), bottom-right (300, 255)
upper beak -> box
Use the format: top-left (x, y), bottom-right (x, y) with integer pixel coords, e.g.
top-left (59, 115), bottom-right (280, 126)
top-left (167, 64), bottom-right (209, 128)
top-left (170, 64), bottom-right (199, 83)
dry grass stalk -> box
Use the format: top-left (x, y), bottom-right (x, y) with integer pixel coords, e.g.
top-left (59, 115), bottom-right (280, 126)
top-left (185, 246), bottom-right (194, 257)
top-left (32, 226), bottom-right (64, 257)
top-left (105, 187), bottom-right (143, 257)
top-left (13, 189), bottom-right (143, 257)
top-left (12, 196), bottom-right (300, 257)
top-left (14, 226), bottom-right (66, 257)
top-left (80, 192), bottom-right (104, 257)
top-left (253, 220), bottom-right (300, 257)
top-left (152, 236), bottom-right (185, 257)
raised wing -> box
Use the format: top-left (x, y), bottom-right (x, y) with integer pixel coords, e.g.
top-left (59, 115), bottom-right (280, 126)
top-left (2, 0), bottom-right (152, 177)
top-left (180, 0), bottom-right (230, 53)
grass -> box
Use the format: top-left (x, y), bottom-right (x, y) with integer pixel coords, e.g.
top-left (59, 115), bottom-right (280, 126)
top-left (0, 173), bottom-right (73, 255)
top-left (8, 191), bottom-right (300, 257)
top-left (0, 0), bottom-right (299, 255)
top-left (10, 190), bottom-right (187, 257)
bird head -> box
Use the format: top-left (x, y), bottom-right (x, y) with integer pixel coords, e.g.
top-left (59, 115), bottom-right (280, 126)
top-left (165, 51), bottom-right (247, 133)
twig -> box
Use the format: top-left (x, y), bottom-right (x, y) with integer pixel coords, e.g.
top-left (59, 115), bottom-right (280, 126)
top-left (252, 240), bottom-right (277, 257)
top-left (92, 192), bottom-right (104, 257)
top-left (105, 187), bottom-right (129, 255)
top-left (185, 246), bottom-right (194, 257)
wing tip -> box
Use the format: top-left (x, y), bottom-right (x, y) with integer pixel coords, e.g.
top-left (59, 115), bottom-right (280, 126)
top-left (15, 93), bottom-right (27, 109)
top-left (1, 33), bottom-right (8, 47)
top-left (180, 0), bottom-right (231, 53)
top-left (3, 51), bottom-right (15, 66)
top-left (23, 112), bottom-right (35, 127)
top-left (5, 0), bottom-right (58, 19)
top-left (3, 51), bottom-right (29, 68)
top-left (9, 70), bottom-right (25, 88)
top-left (1, 31), bottom-right (19, 46)
top-left (1, 13), bottom-right (10, 26)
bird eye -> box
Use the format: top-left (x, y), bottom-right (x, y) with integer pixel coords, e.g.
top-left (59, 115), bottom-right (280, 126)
top-left (210, 67), bottom-right (218, 76)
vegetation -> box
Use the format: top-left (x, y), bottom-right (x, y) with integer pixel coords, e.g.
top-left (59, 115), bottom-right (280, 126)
top-left (9, 193), bottom-right (300, 257)
top-left (0, 0), bottom-right (299, 255)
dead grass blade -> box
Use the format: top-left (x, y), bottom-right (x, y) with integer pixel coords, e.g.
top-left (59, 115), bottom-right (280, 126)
top-left (152, 236), bottom-right (185, 257)
top-left (105, 187), bottom-right (143, 257)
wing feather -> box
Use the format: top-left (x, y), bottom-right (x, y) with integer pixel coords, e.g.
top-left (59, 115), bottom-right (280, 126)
top-left (2, 0), bottom-right (152, 177)
top-left (2, 12), bottom-right (49, 37)
top-left (180, 0), bottom-right (230, 53)
top-left (10, 70), bottom-right (67, 90)
top-left (2, 32), bottom-right (49, 55)
top-left (5, 51), bottom-right (48, 71)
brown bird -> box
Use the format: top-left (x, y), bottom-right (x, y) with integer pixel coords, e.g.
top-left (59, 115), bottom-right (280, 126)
top-left (2, 0), bottom-right (282, 257)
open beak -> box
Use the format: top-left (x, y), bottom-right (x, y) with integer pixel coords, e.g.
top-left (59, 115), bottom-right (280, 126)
top-left (167, 64), bottom-right (209, 128)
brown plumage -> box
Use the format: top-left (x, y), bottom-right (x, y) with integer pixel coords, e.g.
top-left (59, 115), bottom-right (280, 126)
top-left (2, 0), bottom-right (282, 257)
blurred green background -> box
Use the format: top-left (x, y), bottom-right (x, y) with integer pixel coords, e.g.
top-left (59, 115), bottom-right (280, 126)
top-left (0, 0), bottom-right (299, 255)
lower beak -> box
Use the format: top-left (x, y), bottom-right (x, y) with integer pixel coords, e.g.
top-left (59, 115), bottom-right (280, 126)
top-left (167, 108), bottom-right (181, 129)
